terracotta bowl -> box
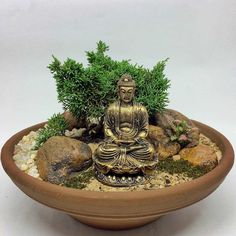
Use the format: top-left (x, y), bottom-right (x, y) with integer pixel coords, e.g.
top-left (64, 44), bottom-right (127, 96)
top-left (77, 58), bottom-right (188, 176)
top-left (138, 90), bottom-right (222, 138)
top-left (1, 121), bottom-right (234, 230)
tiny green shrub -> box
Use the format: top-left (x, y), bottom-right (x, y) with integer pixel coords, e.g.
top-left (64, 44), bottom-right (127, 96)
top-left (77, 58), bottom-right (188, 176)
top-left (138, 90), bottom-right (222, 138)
top-left (34, 113), bottom-right (69, 149)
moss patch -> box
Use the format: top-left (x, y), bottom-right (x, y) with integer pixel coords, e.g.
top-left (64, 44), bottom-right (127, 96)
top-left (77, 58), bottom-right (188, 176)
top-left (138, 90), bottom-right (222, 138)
top-left (63, 167), bottom-right (95, 189)
top-left (156, 158), bottom-right (211, 179)
top-left (63, 158), bottom-right (211, 190)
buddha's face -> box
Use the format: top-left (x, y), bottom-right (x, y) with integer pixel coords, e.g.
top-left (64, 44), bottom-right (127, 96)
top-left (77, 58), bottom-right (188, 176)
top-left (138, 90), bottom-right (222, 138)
top-left (119, 86), bottom-right (135, 103)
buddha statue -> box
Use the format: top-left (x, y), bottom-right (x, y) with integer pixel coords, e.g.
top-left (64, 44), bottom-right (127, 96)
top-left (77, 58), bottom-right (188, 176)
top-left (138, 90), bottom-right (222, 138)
top-left (93, 74), bottom-right (158, 186)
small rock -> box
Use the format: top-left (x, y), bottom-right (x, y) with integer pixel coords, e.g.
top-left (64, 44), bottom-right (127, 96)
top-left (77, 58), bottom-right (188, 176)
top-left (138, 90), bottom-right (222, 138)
top-left (21, 164), bottom-right (28, 171)
top-left (179, 144), bottom-right (218, 170)
top-left (36, 136), bottom-right (93, 184)
top-left (27, 166), bottom-right (39, 177)
top-left (172, 155), bottom-right (181, 161)
top-left (158, 142), bottom-right (181, 160)
top-left (165, 178), bottom-right (171, 184)
top-left (65, 128), bottom-right (87, 138)
top-left (158, 142), bottom-right (180, 160)
top-left (148, 125), bottom-right (169, 148)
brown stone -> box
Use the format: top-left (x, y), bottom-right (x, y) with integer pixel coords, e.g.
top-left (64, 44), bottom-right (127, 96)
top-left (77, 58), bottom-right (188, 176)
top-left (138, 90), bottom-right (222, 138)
top-left (36, 136), bottom-right (92, 184)
top-left (179, 144), bottom-right (218, 170)
top-left (63, 111), bottom-right (79, 130)
top-left (148, 125), bottom-right (169, 149)
top-left (155, 109), bottom-right (200, 147)
top-left (158, 142), bottom-right (181, 160)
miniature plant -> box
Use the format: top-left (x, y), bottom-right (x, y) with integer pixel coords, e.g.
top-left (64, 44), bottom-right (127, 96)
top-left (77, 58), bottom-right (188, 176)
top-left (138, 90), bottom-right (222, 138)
top-left (170, 120), bottom-right (191, 143)
top-left (34, 113), bottom-right (69, 149)
top-left (48, 41), bottom-right (170, 123)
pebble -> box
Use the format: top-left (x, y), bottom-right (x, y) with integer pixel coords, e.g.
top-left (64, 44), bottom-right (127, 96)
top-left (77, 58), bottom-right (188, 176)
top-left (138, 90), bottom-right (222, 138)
top-left (65, 128), bottom-right (86, 138)
top-left (173, 155), bottom-right (181, 161)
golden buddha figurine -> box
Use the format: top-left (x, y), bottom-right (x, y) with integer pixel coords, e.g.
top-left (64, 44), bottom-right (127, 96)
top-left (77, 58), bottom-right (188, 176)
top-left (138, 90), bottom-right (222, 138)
top-left (93, 74), bottom-right (158, 186)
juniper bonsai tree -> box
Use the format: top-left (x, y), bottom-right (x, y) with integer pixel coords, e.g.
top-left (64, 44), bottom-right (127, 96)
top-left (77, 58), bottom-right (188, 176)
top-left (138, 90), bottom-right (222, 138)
top-left (48, 41), bottom-right (170, 124)
top-left (32, 41), bottom-right (171, 147)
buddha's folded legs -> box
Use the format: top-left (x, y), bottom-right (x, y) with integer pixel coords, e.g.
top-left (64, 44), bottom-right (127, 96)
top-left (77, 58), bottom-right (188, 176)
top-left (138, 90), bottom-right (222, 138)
top-left (95, 141), bottom-right (154, 158)
top-left (95, 143), bottom-right (120, 161)
top-left (94, 141), bottom-right (158, 182)
top-left (128, 142), bottom-right (155, 161)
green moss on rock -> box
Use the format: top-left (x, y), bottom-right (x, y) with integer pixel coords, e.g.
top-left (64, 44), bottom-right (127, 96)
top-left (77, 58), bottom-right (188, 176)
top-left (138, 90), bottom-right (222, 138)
top-left (63, 167), bottom-right (95, 189)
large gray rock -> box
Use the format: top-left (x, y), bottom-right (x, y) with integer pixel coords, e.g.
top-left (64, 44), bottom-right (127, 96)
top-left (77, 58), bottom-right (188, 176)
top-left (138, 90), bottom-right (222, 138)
top-left (36, 136), bottom-right (92, 184)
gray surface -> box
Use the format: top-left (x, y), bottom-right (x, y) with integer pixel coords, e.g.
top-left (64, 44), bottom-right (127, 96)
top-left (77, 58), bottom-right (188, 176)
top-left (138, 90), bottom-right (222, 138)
top-left (1, 0), bottom-right (236, 235)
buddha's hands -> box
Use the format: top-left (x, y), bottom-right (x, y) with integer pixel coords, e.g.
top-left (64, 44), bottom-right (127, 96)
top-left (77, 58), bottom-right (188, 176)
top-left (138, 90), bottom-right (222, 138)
top-left (114, 139), bottom-right (135, 145)
top-left (114, 136), bottom-right (145, 145)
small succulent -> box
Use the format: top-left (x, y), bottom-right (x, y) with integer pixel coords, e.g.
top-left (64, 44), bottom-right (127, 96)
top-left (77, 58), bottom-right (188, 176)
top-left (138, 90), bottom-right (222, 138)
top-left (170, 120), bottom-right (191, 143)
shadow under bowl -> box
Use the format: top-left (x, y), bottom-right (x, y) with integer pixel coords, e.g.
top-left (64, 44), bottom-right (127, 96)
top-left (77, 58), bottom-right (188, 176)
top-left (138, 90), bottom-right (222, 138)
top-left (1, 120), bottom-right (234, 230)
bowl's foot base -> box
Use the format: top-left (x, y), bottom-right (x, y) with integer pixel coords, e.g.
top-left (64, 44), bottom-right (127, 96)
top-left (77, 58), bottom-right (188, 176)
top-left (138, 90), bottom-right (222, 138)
top-left (69, 214), bottom-right (162, 230)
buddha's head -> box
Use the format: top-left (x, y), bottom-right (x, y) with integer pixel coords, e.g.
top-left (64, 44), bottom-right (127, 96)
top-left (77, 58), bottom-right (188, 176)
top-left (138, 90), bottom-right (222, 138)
top-left (117, 74), bottom-right (136, 103)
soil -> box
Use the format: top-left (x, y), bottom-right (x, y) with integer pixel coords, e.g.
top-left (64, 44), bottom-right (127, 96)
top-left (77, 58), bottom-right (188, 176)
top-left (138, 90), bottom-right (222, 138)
top-left (82, 170), bottom-right (193, 192)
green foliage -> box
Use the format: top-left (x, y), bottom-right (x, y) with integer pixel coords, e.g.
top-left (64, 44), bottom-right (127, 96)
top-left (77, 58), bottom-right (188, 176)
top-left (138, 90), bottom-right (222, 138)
top-left (34, 113), bottom-right (69, 149)
top-left (156, 158), bottom-right (210, 179)
top-left (63, 167), bottom-right (94, 189)
top-left (48, 41), bottom-right (170, 119)
top-left (135, 58), bottom-right (170, 115)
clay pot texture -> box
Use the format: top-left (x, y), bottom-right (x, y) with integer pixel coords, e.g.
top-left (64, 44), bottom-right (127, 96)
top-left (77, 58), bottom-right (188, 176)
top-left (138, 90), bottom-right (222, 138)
top-left (1, 121), bottom-right (234, 230)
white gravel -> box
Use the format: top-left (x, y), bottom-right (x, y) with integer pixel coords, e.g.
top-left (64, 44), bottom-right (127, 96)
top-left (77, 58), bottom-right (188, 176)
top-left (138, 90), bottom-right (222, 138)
top-left (13, 131), bottom-right (41, 179)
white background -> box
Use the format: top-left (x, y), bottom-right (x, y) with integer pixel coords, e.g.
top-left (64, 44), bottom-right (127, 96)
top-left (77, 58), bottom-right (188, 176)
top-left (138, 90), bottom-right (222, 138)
top-left (0, 0), bottom-right (236, 235)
